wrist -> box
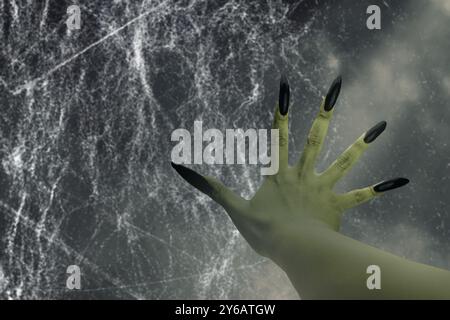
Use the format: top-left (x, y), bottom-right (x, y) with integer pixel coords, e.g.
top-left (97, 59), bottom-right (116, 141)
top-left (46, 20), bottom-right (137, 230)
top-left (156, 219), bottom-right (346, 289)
top-left (267, 218), bottom-right (339, 266)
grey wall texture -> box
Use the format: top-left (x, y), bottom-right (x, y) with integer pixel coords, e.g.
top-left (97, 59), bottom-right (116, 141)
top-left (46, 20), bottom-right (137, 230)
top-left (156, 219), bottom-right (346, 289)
top-left (0, 0), bottom-right (449, 299)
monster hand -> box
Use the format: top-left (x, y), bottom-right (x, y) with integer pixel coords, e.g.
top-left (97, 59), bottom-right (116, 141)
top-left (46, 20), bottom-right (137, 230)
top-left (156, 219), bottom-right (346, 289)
top-left (171, 77), bottom-right (450, 299)
top-left (171, 75), bottom-right (407, 251)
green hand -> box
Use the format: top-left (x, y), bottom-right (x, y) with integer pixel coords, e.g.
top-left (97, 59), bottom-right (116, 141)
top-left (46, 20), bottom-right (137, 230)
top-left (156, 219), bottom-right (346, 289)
top-left (171, 76), bottom-right (407, 255)
top-left (171, 76), bottom-right (450, 299)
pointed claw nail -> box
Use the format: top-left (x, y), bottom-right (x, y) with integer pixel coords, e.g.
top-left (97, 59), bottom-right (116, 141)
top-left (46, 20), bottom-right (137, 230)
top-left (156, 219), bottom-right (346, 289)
top-left (279, 74), bottom-right (290, 116)
top-left (374, 178), bottom-right (409, 193)
top-left (364, 121), bottom-right (387, 143)
top-left (171, 162), bottom-right (213, 195)
top-left (324, 76), bottom-right (342, 112)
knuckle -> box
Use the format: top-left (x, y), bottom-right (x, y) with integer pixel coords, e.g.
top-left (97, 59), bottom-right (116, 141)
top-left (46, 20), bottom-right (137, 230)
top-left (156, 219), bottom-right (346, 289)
top-left (353, 189), bottom-right (370, 204)
top-left (318, 111), bottom-right (331, 120)
top-left (336, 153), bottom-right (352, 170)
top-left (307, 132), bottom-right (321, 147)
top-left (279, 134), bottom-right (288, 147)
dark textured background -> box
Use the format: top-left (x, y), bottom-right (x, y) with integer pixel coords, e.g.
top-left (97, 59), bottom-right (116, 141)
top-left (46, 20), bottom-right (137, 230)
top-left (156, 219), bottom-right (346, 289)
top-left (0, 0), bottom-right (449, 299)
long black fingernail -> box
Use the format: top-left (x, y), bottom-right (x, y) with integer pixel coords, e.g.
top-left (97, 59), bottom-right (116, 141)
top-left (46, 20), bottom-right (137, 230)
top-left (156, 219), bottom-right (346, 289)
top-left (374, 178), bottom-right (409, 192)
top-left (324, 76), bottom-right (342, 112)
top-left (171, 162), bottom-right (213, 195)
top-left (364, 121), bottom-right (387, 143)
top-left (279, 74), bottom-right (290, 116)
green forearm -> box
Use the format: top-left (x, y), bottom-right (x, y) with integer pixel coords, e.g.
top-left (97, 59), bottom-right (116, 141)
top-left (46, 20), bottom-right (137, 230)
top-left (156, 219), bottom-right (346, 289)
top-left (274, 223), bottom-right (450, 299)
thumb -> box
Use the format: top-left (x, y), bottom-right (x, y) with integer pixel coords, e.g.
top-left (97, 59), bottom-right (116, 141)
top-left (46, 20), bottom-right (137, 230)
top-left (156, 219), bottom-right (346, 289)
top-left (171, 162), bottom-right (247, 212)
